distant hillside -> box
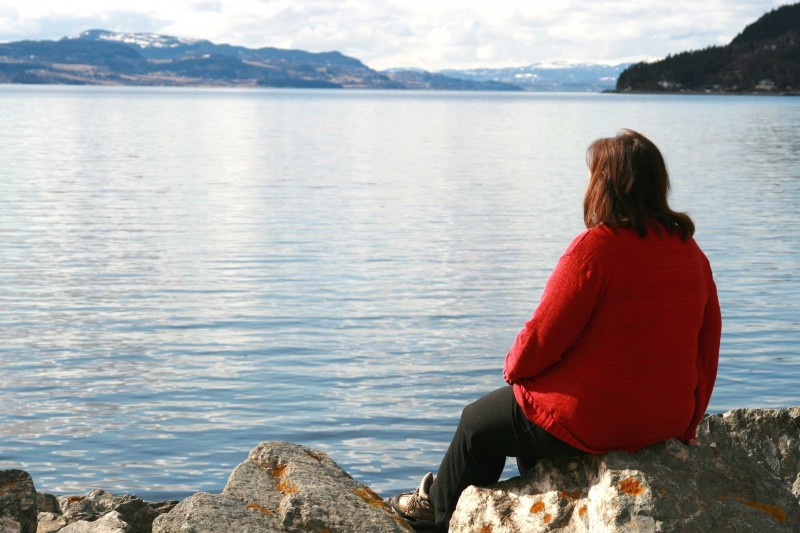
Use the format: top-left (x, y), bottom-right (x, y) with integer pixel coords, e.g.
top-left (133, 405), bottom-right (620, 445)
top-left (383, 69), bottom-right (522, 91)
top-left (0, 30), bottom-right (396, 88)
top-left (617, 3), bottom-right (800, 93)
top-left (439, 62), bottom-right (630, 92)
top-left (0, 30), bottom-right (520, 90)
top-left (75, 30), bottom-right (369, 69)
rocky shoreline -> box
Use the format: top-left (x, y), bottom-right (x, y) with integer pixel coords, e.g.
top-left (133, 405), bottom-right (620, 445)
top-left (2, 407), bottom-right (799, 532)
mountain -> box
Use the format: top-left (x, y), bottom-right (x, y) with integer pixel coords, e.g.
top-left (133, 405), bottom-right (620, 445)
top-left (437, 62), bottom-right (631, 92)
top-left (75, 30), bottom-right (369, 69)
top-left (616, 3), bottom-right (800, 93)
top-left (0, 38), bottom-right (149, 75)
top-left (382, 69), bottom-right (522, 91)
top-left (0, 30), bottom-right (519, 90)
top-left (0, 30), bottom-right (396, 88)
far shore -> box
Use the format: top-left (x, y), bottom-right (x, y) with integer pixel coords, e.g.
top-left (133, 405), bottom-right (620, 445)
top-left (605, 88), bottom-right (800, 96)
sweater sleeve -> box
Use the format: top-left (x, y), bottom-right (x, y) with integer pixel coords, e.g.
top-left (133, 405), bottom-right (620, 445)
top-left (503, 244), bottom-right (601, 383)
top-left (680, 259), bottom-right (722, 442)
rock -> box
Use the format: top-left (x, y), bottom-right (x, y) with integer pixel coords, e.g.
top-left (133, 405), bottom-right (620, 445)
top-left (697, 407), bottom-right (800, 495)
top-left (451, 440), bottom-right (799, 531)
top-left (57, 512), bottom-right (130, 533)
top-left (35, 495), bottom-right (59, 515)
top-left (153, 441), bottom-right (411, 533)
top-left (152, 492), bottom-right (273, 532)
top-left (9, 406), bottom-right (800, 532)
top-left (450, 408), bottom-right (800, 532)
top-left (55, 490), bottom-right (176, 533)
top-left (33, 490), bottom-right (176, 533)
top-left (0, 470), bottom-right (37, 533)
top-left (36, 512), bottom-right (68, 533)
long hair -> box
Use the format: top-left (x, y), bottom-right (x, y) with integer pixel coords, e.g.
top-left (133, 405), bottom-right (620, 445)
top-left (584, 129), bottom-right (694, 240)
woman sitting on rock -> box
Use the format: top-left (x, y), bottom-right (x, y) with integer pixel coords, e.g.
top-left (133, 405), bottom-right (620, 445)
top-left (386, 129), bottom-right (722, 531)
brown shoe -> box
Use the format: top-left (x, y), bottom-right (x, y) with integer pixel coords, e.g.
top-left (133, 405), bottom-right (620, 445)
top-left (385, 472), bottom-right (436, 527)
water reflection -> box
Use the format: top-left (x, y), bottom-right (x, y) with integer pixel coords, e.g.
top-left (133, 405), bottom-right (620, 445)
top-left (1, 87), bottom-right (798, 498)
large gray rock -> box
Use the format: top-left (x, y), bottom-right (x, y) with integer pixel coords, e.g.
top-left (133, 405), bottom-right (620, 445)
top-left (450, 408), bottom-right (800, 532)
top-left (0, 470), bottom-right (37, 533)
top-left (153, 441), bottom-right (412, 533)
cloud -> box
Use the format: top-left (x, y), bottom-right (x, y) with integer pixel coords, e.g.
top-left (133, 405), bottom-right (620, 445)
top-left (0, 0), bottom-right (791, 70)
top-left (0, 9), bottom-right (166, 41)
top-left (192, 1), bottom-right (223, 13)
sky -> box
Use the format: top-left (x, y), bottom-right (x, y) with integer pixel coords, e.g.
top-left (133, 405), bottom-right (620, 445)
top-left (0, 1), bottom-right (792, 71)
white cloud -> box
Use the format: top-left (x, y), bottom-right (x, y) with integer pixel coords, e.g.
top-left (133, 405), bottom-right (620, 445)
top-left (0, 0), bottom-right (790, 70)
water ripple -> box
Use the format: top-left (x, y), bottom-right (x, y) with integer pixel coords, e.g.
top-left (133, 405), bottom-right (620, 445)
top-left (1, 87), bottom-right (798, 498)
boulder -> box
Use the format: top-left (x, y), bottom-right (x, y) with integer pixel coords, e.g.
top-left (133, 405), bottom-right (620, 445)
top-left (450, 407), bottom-right (800, 532)
top-left (0, 470), bottom-right (37, 533)
top-left (153, 441), bottom-right (412, 533)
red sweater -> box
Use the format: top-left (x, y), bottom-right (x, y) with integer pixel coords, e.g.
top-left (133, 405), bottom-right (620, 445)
top-left (503, 225), bottom-right (721, 453)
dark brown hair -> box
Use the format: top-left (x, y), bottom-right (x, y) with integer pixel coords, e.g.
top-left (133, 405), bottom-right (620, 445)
top-left (584, 129), bottom-right (694, 240)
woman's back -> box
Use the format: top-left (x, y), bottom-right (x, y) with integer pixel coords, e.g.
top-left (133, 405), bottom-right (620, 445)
top-left (507, 224), bottom-right (720, 453)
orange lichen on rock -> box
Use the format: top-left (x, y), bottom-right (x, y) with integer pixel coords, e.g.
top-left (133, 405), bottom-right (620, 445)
top-left (560, 490), bottom-right (580, 500)
top-left (305, 451), bottom-right (323, 462)
top-left (479, 526), bottom-right (492, 533)
top-left (355, 487), bottom-right (415, 531)
top-left (271, 462), bottom-right (288, 479)
top-left (736, 497), bottom-right (787, 523)
top-left (277, 479), bottom-right (299, 495)
top-left (530, 500), bottom-right (546, 514)
top-left (578, 505), bottom-right (588, 517)
top-left (246, 502), bottom-right (274, 516)
top-left (543, 513), bottom-right (553, 523)
top-left (353, 487), bottom-right (388, 509)
top-left (618, 477), bottom-right (645, 496)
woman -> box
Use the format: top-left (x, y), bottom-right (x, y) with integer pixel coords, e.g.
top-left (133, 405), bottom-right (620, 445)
top-left (386, 129), bottom-right (722, 531)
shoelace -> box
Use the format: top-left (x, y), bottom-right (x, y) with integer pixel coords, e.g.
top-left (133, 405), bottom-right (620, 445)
top-left (406, 488), bottom-right (430, 514)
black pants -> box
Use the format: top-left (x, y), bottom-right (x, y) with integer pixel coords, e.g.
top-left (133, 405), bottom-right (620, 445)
top-left (428, 386), bottom-right (584, 530)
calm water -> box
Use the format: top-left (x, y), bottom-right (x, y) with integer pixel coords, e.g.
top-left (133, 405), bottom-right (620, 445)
top-left (1, 86), bottom-right (798, 500)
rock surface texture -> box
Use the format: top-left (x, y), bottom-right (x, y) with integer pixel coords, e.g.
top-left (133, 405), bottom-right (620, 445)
top-left (699, 407), bottom-right (800, 500)
top-left (152, 441), bottom-right (412, 533)
top-left (0, 470), bottom-right (37, 533)
top-left (2, 407), bottom-right (798, 533)
top-left (33, 490), bottom-right (177, 533)
top-left (450, 407), bottom-right (800, 532)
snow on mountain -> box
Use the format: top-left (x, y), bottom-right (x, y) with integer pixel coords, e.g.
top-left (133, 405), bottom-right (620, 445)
top-left (437, 62), bottom-right (631, 92)
top-left (72, 29), bottom-right (200, 49)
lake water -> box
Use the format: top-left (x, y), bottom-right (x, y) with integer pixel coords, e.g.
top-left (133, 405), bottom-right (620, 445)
top-left (1, 86), bottom-right (798, 501)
